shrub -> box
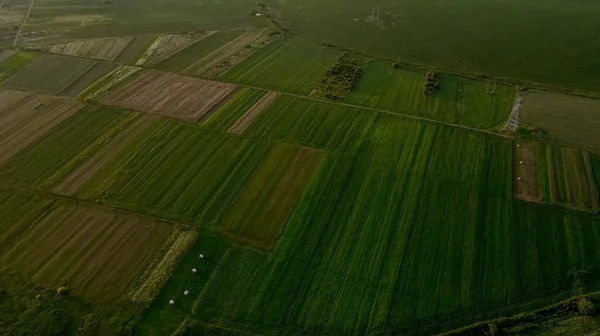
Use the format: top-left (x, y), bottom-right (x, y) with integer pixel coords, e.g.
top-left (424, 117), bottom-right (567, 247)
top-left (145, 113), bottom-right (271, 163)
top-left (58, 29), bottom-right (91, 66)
top-left (56, 287), bottom-right (69, 297)
top-left (578, 298), bottom-right (596, 316)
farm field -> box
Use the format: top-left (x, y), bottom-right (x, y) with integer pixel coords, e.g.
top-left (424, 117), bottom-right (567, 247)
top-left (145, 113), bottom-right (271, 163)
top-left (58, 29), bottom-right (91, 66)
top-left (220, 143), bottom-right (323, 250)
top-left (227, 91), bottom-right (279, 134)
top-left (242, 95), bottom-right (377, 148)
top-left (520, 91), bottom-right (600, 155)
top-left (135, 32), bottom-right (207, 67)
top-left (204, 88), bottom-right (267, 131)
top-left (1, 1), bottom-right (600, 334)
top-left (221, 38), bottom-right (340, 94)
top-left (48, 36), bottom-right (133, 61)
top-left (186, 117), bottom-right (600, 335)
top-left (155, 30), bottom-right (245, 73)
top-left (115, 34), bottom-right (159, 64)
top-left (345, 62), bottom-right (514, 128)
top-left (0, 105), bottom-right (135, 188)
top-left (75, 120), bottom-right (271, 224)
top-left (0, 91), bottom-right (83, 164)
top-left (180, 29), bottom-right (267, 77)
top-left (0, 52), bottom-right (38, 82)
top-left (263, 0), bottom-right (600, 92)
top-left (99, 70), bottom-right (236, 121)
top-left (2, 54), bottom-right (96, 93)
top-left (515, 141), bottom-right (600, 213)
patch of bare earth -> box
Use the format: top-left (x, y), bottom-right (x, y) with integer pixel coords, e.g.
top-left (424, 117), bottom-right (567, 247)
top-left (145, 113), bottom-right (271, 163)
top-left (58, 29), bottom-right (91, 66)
top-left (100, 70), bottom-right (236, 121)
top-left (514, 140), bottom-right (540, 202)
top-left (49, 36), bottom-right (134, 61)
top-left (228, 91), bottom-right (279, 134)
top-left (54, 114), bottom-right (157, 196)
top-left (0, 93), bottom-right (82, 164)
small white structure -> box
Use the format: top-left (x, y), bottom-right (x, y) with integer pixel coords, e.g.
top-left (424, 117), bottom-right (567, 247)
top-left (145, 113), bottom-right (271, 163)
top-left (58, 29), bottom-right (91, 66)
top-left (184, 290), bottom-right (190, 296)
top-left (517, 177), bottom-right (522, 181)
top-left (169, 300), bottom-right (175, 306)
top-left (199, 254), bottom-right (204, 259)
top-left (520, 161), bottom-right (524, 164)
top-left (192, 268), bottom-right (197, 274)
top-left (517, 144), bottom-right (521, 147)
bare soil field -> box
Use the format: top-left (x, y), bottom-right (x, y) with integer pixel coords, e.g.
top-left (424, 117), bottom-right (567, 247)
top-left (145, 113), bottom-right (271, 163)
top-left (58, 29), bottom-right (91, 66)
top-left (0, 202), bottom-right (177, 299)
top-left (0, 92), bottom-right (82, 164)
top-left (100, 70), bottom-right (236, 121)
top-left (228, 91), bottom-right (279, 134)
top-left (2, 55), bottom-right (96, 94)
top-left (54, 114), bottom-right (158, 196)
top-left (48, 37), bottom-right (134, 61)
top-left (182, 29), bottom-right (268, 78)
top-left (59, 61), bottom-right (119, 97)
top-left (514, 140), bottom-right (540, 202)
top-left (136, 32), bottom-right (212, 67)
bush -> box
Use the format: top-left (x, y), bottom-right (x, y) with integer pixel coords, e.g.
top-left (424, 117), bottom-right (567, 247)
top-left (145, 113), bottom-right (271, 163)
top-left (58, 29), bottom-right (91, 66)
top-left (578, 298), bottom-right (596, 316)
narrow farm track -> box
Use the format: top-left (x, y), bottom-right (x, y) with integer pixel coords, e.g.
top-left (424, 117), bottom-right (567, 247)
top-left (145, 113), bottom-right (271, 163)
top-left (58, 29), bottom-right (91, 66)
top-left (31, 51), bottom-right (513, 139)
top-left (13, 0), bottom-right (35, 48)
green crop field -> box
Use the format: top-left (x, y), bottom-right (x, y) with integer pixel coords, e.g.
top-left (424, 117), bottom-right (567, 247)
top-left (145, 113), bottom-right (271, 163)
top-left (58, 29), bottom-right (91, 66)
top-left (2, 55), bottom-right (96, 94)
top-left (345, 62), bottom-right (514, 128)
top-left (263, 0), bottom-right (600, 92)
top-left (204, 88), bottom-right (267, 130)
top-left (541, 146), bottom-right (600, 214)
top-left (243, 95), bottom-right (377, 148)
top-left (0, 52), bottom-right (39, 82)
top-left (221, 38), bottom-right (340, 94)
top-left (76, 120), bottom-right (271, 224)
top-left (2, 1), bottom-right (600, 335)
top-left (156, 31), bottom-right (246, 73)
top-left (220, 143), bottom-right (323, 250)
top-left (0, 105), bottom-right (136, 188)
top-left (520, 91), bottom-right (600, 155)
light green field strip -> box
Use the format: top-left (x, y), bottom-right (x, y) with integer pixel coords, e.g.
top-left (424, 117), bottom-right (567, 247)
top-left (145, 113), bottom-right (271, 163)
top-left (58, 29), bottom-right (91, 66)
top-left (220, 143), bottom-right (323, 250)
top-left (0, 105), bottom-right (136, 188)
top-left (156, 30), bottom-right (245, 73)
top-left (2, 54), bottom-right (96, 94)
top-left (116, 34), bottom-right (160, 64)
top-left (220, 38), bottom-right (341, 95)
top-left (520, 91), bottom-right (600, 155)
top-left (227, 91), bottom-right (279, 135)
top-left (0, 51), bottom-right (37, 83)
top-left (345, 61), bottom-right (514, 128)
top-left (203, 87), bottom-right (267, 131)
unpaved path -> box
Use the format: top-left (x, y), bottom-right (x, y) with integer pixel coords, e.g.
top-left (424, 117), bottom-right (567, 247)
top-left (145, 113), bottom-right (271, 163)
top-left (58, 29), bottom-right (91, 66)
top-left (13, 0), bottom-right (35, 48)
top-left (228, 91), bottom-right (279, 134)
top-left (54, 114), bottom-right (157, 196)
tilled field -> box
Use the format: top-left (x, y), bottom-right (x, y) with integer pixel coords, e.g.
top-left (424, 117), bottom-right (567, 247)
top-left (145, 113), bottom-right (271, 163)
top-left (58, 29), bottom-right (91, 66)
top-left (99, 70), bottom-right (236, 121)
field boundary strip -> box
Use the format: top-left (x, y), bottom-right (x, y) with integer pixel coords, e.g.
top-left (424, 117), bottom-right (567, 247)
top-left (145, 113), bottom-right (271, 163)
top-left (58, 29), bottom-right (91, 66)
top-left (228, 91), bottom-right (279, 134)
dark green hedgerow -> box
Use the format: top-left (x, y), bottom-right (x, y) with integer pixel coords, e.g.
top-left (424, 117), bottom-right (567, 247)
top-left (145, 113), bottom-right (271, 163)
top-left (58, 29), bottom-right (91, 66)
top-left (440, 292), bottom-right (600, 335)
